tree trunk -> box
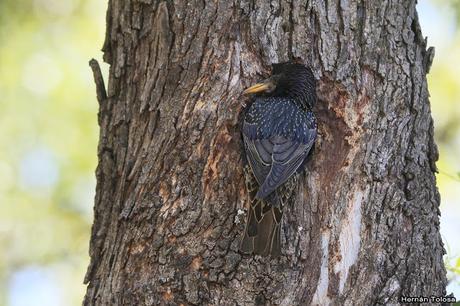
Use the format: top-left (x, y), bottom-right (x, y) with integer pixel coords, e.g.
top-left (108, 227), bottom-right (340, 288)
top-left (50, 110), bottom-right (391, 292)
top-left (84, 0), bottom-right (447, 305)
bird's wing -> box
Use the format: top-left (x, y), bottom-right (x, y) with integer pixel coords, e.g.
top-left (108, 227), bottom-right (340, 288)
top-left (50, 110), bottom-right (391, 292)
top-left (255, 132), bottom-right (315, 199)
top-left (242, 123), bottom-right (272, 185)
top-left (243, 121), bottom-right (316, 200)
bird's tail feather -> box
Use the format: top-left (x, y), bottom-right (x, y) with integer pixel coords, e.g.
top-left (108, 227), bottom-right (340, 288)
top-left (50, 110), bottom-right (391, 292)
top-left (240, 198), bottom-right (282, 257)
top-left (240, 165), bottom-right (283, 257)
top-left (240, 164), bottom-right (293, 257)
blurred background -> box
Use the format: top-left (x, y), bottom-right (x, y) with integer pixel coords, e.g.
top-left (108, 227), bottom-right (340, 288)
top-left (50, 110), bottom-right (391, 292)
top-left (0, 0), bottom-right (106, 305)
top-left (0, 0), bottom-right (459, 305)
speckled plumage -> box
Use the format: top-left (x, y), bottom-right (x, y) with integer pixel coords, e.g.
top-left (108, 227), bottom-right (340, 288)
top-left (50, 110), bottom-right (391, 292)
top-left (243, 97), bottom-right (316, 143)
top-left (240, 62), bottom-right (317, 257)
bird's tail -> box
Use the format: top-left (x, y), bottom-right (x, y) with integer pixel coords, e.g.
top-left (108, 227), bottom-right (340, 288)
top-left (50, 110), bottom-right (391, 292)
top-left (240, 165), bottom-right (282, 257)
top-left (240, 197), bottom-right (282, 257)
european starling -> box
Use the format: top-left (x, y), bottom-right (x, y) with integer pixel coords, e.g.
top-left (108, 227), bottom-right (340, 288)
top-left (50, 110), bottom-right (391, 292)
top-left (240, 62), bottom-right (317, 257)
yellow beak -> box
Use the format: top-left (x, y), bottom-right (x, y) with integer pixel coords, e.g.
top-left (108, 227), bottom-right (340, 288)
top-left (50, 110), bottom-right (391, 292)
top-left (243, 82), bottom-right (272, 95)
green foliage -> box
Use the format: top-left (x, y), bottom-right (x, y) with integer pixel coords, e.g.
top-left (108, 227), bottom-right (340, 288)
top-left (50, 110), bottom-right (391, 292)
top-left (0, 0), bottom-right (106, 304)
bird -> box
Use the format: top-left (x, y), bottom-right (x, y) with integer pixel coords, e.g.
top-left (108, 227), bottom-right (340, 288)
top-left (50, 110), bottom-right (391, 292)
top-left (239, 62), bottom-right (317, 257)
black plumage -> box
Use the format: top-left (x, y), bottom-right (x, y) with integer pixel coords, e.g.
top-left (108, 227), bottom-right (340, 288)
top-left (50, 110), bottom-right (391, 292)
top-left (240, 62), bottom-right (317, 257)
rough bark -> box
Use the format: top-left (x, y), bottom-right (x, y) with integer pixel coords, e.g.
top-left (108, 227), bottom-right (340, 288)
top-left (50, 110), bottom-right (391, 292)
top-left (84, 0), bottom-right (447, 305)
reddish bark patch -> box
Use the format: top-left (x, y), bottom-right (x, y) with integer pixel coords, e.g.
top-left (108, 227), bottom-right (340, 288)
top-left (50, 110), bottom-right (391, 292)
top-left (202, 125), bottom-right (234, 198)
top-left (355, 90), bottom-right (370, 127)
top-left (168, 236), bottom-right (177, 244)
top-left (191, 256), bottom-right (203, 271)
top-left (129, 242), bottom-right (146, 255)
top-left (319, 80), bottom-right (349, 119)
top-left (159, 181), bottom-right (170, 203)
top-left (315, 78), bottom-right (352, 191)
top-left (162, 288), bottom-right (174, 301)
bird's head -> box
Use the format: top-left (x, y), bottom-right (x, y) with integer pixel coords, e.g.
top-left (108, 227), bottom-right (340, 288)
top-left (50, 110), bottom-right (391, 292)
top-left (243, 62), bottom-right (316, 109)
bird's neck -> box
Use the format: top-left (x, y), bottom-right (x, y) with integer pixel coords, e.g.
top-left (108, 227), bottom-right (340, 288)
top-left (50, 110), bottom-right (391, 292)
top-left (286, 91), bottom-right (311, 112)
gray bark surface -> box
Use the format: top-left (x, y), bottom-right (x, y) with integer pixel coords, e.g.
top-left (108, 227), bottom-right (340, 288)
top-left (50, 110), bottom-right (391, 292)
top-left (84, 0), bottom-right (447, 305)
